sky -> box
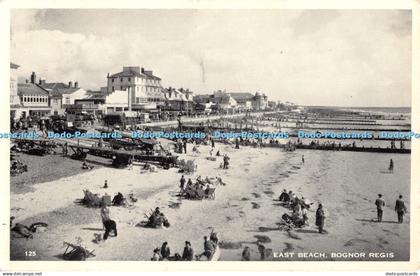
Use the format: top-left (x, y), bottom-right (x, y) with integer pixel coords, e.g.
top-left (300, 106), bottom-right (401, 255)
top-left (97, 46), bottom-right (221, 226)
top-left (10, 9), bottom-right (412, 106)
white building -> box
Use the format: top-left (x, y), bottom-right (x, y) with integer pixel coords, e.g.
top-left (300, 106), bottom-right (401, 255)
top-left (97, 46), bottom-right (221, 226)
top-left (17, 79), bottom-right (51, 118)
top-left (10, 63), bottom-right (21, 121)
top-left (71, 89), bottom-right (130, 116)
top-left (50, 82), bottom-right (88, 115)
top-left (107, 66), bottom-right (164, 111)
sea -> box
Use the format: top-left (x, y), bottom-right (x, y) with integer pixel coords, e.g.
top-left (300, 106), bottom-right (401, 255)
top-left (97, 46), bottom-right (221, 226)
top-left (307, 106), bottom-right (411, 115)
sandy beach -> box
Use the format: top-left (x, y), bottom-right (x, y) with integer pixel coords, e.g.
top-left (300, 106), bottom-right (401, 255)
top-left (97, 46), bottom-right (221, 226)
top-left (10, 142), bottom-right (410, 261)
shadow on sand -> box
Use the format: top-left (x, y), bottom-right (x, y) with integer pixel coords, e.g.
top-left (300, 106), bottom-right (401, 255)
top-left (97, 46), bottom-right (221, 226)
top-left (356, 218), bottom-right (398, 224)
top-left (82, 227), bottom-right (103, 231)
top-left (295, 229), bottom-right (321, 234)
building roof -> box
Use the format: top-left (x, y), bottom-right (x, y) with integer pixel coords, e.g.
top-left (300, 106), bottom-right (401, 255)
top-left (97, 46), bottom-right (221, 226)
top-left (10, 62), bottom-right (19, 69)
top-left (228, 92), bottom-right (254, 101)
top-left (193, 94), bottom-right (211, 103)
top-left (215, 95), bottom-right (235, 105)
top-left (17, 83), bottom-right (49, 96)
top-left (109, 69), bottom-right (142, 78)
top-left (109, 67), bottom-right (161, 81)
top-left (142, 70), bottom-right (161, 81)
top-left (85, 93), bottom-right (107, 100)
top-left (86, 90), bottom-right (108, 99)
top-left (51, 87), bottom-right (83, 98)
top-left (163, 88), bottom-right (191, 102)
top-left (40, 82), bottom-right (68, 90)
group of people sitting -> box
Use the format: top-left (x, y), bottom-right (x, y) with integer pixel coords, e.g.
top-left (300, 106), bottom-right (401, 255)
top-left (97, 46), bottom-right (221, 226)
top-left (151, 231), bottom-right (219, 261)
top-left (279, 189), bottom-right (313, 228)
top-left (151, 241), bottom-right (193, 261)
top-left (179, 175), bottom-right (216, 200)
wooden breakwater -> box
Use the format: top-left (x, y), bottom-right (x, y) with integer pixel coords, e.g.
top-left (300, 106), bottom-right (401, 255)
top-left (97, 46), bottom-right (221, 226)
top-left (260, 143), bottom-right (411, 154)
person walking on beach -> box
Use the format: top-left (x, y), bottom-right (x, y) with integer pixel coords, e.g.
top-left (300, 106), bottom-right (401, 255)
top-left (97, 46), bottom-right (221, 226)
top-left (103, 219), bottom-right (117, 240)
top-left (100, 205), bottom-right (110, 229)
top-left (62, 142), bottom-right (68, 157)
top-left (301, 155), bottom-right (305, 164)
top-left (183, 140), bottom-right (187, 154)
top-left (395, 195), bottom-right (407, 223)
top-left (389, 159), bottom-right (394, 173)
top-left (223, 154), bottom-right (230, 169)
top-left (179, 175), bottom-right (186, 193)
top-left (316, 204), bottom-right (326, 234)
top-left (375, 194), bottom-right (385, 222)
top-left (103, 180), bottom-right (108, 189)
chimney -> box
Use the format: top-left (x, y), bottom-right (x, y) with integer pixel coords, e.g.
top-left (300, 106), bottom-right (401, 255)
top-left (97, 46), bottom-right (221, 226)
top-left (30, 72), bottom-right (36, 84)
top-left (25, 79), bottom-right (29, 83)
top-left (39, 79), bottom-right (42, 85)
top-left (141, 67), bottom-right (145, 73)
top-left (68, 81), bottom-right (73, 88)
top-left (74, 81), bottom-right (78, 88)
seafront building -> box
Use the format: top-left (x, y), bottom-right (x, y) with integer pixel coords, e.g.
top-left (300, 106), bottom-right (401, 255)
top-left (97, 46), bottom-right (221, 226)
top-left (10, 63), bottom-right (276, 124)
top-left (161, 87), bottom-right (194, 114)
top-left (70, 89), bottom-right (130, 116)
top-left (10, 62), bottom-right (21, 121)
top-left (106, 66), bottom-right (164, 112)
top-left (11, 69), bottom-right (52, 119)
top-left (193, 90), bottom-right (269, 113)
top-left (49, 82), bottom-right (88, 115)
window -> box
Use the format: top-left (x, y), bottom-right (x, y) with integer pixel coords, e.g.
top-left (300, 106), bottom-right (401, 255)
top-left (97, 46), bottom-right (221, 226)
top-left (120, 86), bottom-right (123, 90)
top-left (136, 97), bottom-right (140, 104)
top-left (111, 78), bottom-right (114, 83)
top-left (120, 78), bottom-right (123, 82)
top-left (112, 86), bottom-right (115, 92)
top-left (128, 77), bottom-right (131, 82)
